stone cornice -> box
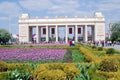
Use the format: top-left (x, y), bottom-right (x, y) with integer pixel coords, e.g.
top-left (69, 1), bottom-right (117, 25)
top-left (18, 17), bottom-right (105, 25)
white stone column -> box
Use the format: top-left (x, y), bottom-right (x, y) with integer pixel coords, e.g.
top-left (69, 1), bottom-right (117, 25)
top-left (36, 26), bottom-right (40, 43)
top-left (55, 25), bottom-right (58, 42)
top-left (46, 25), bottom-right (49, 42)
top-left (84, 25), bottom-right (88, 42)
top-left (27, 26), bottom-right (30, 43)
top-left (65, 25), bottom-right (68, 43)
top-left (94, 25), bottom-right (97, 41)
top-left (75, 25), bottom-right (78, 42)
top-left (91, 26), bottom-right (94, 41)
top-left (29, 27), bottom-right (32, 42)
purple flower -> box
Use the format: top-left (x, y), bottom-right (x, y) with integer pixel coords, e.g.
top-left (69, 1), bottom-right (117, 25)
top-left (0, 48), bottom-right (66, 62)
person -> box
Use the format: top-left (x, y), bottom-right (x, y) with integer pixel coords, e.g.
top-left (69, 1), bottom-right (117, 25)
top-left (72, 40), bottom-right (75, 46)
top-left (113, 41), bottom-right (116, 46)
top-left (69, 40), bottom-right (72, 46)
top-left (101, 40), bottom-right (105, 47)
top-left (110, 40), bottom-right (112, 46)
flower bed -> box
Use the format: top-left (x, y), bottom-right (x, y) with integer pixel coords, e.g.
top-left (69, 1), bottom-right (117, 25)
top-left (0, 48), bottom-right (66, 62)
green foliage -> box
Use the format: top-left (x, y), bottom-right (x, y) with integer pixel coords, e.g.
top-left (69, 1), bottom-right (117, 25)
top-left (97, 47), bottom-right (103, 51)
top-left (75, 64), bottom-right (107, 80)
top-left (110, 22), bottom-right (120, 41)
top-left (0, 61), bottom-right (8, 72)
top-left (88, 64), bottom-right (106, 80)
top-left (92, 45), bottom-right (97, 49)
top-left (0, 28), bottom-right (11, 44)
top-left (117, 37), bottom-right (120, 41)
top-left (75, 64), bottom-right (90, 80)
top-left (99, 58), bottom-right (119, 72)
top-left (72, 50), bottom-right (86, 62)
top-left (111, 32), bottom-right (120, 41)
top-left (8, 69), bottom-right (30, 80)
top-left (106, 48), bottom-right (115, 55)
top-left (28, 63), bottom-right (38, 70)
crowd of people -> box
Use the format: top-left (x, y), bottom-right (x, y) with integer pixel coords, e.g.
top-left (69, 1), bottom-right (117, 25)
top-left (68, 39), bottom-right (120, 47)
top-left (87, 40), bottom-right (120, 47)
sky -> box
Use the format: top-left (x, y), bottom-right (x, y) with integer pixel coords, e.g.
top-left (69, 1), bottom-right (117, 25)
top-left (0, 0), bottom-right (120, 34)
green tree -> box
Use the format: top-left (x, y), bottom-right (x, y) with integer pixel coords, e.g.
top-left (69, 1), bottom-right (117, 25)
top-left (110, 22), bottom-right (120, 41)
top-left (0, 28), bottom-right (11, 44)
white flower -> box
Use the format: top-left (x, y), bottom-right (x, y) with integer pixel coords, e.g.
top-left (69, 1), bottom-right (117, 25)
top-left (12, 72), bottom-right (15, 75)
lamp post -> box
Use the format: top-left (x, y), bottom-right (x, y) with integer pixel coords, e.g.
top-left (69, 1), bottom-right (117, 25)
top-left (8, 17), bottom-right (12, 44)
top-left (108, 23), bottom-right (113, 40)
top-left (107, 14), bottom-right (112, 40)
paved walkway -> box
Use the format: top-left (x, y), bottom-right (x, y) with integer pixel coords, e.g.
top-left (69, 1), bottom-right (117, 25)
top-left (104, 45), bottom-right (120, 51)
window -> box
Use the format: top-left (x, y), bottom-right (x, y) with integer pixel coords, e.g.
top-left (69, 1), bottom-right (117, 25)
top-left (43, 28), bottom-right (46, 34)
top-left (51, 28), bottom-right (55, 34)
top-left (69, 28), bottom-right (72, 34)
top-left (78, 28), bottom-right (81, 34)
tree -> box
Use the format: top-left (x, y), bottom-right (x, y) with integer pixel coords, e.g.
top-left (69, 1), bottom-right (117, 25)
top-left (0, 28), bottom-right (11, 44)
top-left (110, 22), bottom-right (120, 41)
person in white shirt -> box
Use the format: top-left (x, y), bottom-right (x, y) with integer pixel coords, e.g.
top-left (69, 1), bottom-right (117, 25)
top-left (72, 40), bottom-right (75, 46)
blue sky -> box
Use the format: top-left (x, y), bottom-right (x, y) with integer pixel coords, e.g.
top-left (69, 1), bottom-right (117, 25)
top-left (0, 0), bottom-right (120, 34)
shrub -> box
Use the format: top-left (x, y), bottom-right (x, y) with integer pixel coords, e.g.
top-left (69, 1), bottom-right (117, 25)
top-left (8, 63), bottom-right (31, 71)
top-left (0, 61), bottom-right (8, 72)
top-left (79, 47), bottom-right (101, 63)
top-left (31, 63), bottom-right (80, 80)
top-left (87, 64), bottom-right (107, 80)
top-left (92, 45), bottom-right (97, 49)
top-left (37, 70), bottom-right (66, 80)
top-left (106, 48), bottom-right (115, 54)
top-left (63, 64), bottom-right (80, 79)
top-left (29, 45), bottom-right (33, 48)
top-left (97, 47), bottom-right (103, 51)
top-left (99, 58), bottom-right (119, 72)
top-left (0, 72), bottom-right (10, 80)
top-left (96, 70), bottom-right (119, 79)
top-left (0, 45), bottom-right (2, 48)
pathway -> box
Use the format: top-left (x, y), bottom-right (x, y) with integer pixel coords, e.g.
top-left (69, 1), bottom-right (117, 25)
top-left (104, 45), bottom-right (120, 51)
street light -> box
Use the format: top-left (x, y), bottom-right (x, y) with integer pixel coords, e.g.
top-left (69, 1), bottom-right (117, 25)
top-left (8, 17), bottom-right (12, 44)
top-left (108, 23), bottom-right (113, 39)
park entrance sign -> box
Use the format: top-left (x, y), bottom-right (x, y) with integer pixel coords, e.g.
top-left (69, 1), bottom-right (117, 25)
top-left (18, 12), bottom-right (105, 43)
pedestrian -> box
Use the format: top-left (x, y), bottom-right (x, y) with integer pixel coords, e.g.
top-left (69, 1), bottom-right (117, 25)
top-left (113, 41), bottom-right (116, 46)
top-left (69, 40), bottom-right (72, 46)
top-left (72, 40), bottom-right (75, 46)
top-left (110, 40), bottom-right (112, 46)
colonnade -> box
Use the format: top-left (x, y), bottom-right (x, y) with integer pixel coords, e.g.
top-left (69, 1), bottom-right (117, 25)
top-left (28, 25), bottom-right (96, 43)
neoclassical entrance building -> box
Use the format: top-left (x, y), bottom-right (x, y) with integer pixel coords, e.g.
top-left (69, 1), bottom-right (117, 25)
top-left (18, 12), bottom-right (105, 43)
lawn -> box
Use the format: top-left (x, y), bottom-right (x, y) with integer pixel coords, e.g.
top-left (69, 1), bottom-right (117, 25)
top-left (72, 50), bottom-right (86, 62)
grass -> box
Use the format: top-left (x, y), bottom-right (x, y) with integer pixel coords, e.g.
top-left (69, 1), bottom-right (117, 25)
top-left (63, 50), bottom-right (72, 63)
top-left (72, 50), bottom-right (86, 62)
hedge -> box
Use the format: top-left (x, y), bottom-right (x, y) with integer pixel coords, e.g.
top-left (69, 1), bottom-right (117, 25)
top-left (79, 47), bottom-right (101, 63)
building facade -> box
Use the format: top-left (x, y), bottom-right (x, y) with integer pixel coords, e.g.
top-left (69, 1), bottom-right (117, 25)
top-left (18, 12), bottom-right (105, 43)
